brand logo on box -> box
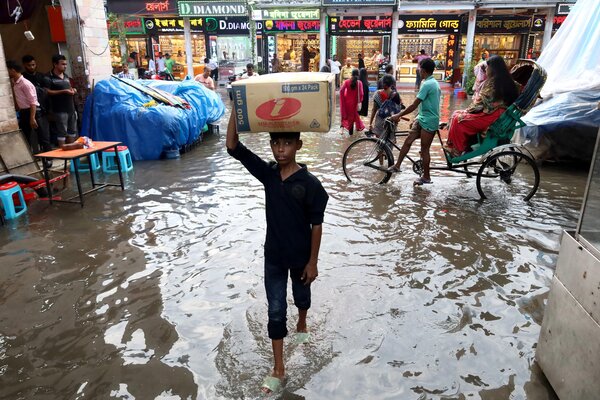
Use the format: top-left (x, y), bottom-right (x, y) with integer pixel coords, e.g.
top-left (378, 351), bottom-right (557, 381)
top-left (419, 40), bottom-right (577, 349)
top-left (256, 98), bottom-right (302, 121)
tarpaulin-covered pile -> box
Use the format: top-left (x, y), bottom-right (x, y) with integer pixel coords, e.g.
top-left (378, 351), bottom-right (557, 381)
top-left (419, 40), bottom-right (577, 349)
top-left (81, 79), bottom-right (225, 160)
top-left (515, 0), bottom-right (600, 162)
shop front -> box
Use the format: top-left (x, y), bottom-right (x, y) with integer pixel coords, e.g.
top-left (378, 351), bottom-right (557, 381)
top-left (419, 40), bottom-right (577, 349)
top-left (396, 14), bottom-right (461, 83)
top-left (465, 14), bottom-right (546, 67)
top-left (328, 16), bottom-right (393, 80)
top-left (203, 17), bottom-right (262, 80)
top-left (144, 17), bottom-right (206, 79)
top-left (108, 16), bottom-right (149, 74)
top-left (254, 9), bottom-right (321, 73)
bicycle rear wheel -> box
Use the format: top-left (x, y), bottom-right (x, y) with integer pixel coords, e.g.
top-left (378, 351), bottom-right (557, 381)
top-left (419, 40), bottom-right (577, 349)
top-left (342, 138), bottom-right (394, 184)
top-left (476, 150), bottom-right (540, 201)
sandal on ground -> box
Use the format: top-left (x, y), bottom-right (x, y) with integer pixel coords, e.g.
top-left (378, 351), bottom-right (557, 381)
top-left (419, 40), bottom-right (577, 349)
top-left (261, 375), bottom-right (284, 395)
top-left (413, 177), bottom-right (433, 186)
top-left (387, 165), bottom-right (401, 173)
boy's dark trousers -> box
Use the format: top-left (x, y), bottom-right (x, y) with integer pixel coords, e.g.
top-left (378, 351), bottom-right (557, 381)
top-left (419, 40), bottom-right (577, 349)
top-left (18, 108), bottom-right (52, 153)
top-left (264, 261), bottom-right (311, 340)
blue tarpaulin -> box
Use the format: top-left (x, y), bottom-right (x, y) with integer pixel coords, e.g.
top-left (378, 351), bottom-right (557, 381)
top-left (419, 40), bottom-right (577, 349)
top-left (81, 79), bottom-right (225, 160)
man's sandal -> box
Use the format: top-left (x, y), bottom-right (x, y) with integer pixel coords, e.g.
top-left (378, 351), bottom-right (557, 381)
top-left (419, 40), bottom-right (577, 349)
top-left (387, 165), bottom-right (401, 173)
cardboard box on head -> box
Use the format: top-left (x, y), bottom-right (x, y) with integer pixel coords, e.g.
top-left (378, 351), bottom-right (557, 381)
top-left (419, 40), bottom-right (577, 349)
top-left (231, 72), bottom-right (336, 133)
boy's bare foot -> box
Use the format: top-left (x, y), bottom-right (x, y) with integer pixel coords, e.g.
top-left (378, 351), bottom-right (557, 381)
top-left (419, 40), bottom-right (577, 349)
top-left (261, 369), bottom-right (285, 394)
top-left (296, 321), bottom-right (307, 333)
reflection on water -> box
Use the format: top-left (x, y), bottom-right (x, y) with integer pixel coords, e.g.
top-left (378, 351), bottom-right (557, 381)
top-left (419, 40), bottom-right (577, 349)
top-left (0, 90), bottom-right (585, 399)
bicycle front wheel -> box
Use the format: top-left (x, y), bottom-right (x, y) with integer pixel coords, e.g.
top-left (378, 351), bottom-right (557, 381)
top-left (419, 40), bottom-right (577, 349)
top-left (342, 138), bottom-right (394, 184)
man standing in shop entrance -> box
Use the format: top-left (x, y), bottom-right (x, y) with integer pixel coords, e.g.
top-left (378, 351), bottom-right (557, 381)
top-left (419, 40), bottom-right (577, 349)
top-left (340, 58), bottom-right (353, 83)
top-left (164, 53), bottom-right (175, 75)
top-left (46, 54), bottom-right (78, 144)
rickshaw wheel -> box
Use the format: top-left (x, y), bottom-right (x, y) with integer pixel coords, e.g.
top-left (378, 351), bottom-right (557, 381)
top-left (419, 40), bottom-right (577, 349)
top-left (412, 159), bottom-right (424, 176)
top-left (476, 150), bottom-right (540, 201)
top-left (343, 138), bottom-right (394, 185)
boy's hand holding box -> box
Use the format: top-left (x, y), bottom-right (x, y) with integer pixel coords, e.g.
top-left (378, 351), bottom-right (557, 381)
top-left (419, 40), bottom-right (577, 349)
top-left (231, 72), bottom-right (336, 133)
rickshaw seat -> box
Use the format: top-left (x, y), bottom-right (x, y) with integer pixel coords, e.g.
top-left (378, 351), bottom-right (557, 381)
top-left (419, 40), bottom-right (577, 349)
top-left (447, 60), bottom-right (547, 164)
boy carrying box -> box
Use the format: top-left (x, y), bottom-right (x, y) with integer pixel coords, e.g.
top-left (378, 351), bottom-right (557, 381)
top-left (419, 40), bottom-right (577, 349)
top-left (388, 58), bottom-right (441, 185)
top-left (226, 111), bottom-right (329, 394)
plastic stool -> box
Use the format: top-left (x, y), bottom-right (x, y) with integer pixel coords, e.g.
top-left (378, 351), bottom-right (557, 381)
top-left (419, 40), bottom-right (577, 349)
top-left (102, 146), bottom-right (133, 173)
top-left (0, 181), bottom-right (27, 220)
top-left (71, 153), bottom-right (101, 173)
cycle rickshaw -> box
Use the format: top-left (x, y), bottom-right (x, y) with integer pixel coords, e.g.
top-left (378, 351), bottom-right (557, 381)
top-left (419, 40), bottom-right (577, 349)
top-left (342, 60), bottom-right (546, 201)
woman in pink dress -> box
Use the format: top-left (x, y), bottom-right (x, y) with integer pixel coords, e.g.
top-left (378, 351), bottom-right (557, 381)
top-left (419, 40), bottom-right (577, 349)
top-left (339, 68), bottom-right (365, 135)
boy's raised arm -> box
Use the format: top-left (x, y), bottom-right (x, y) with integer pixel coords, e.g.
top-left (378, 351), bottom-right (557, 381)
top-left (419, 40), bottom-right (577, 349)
top-left (226, 110), bottom-right (239, 150)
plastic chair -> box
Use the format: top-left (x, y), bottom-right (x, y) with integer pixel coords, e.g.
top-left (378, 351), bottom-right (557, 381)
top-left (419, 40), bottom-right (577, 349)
top-left (102, 146), bottom-right (133, 173)
top-left (0, 181), bottom-right (27, 220)
top-left (70, 153), bottom-right (101, 173)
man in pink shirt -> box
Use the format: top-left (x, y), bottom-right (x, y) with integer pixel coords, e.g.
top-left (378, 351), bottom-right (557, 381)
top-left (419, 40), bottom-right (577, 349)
top-left (413, 49), bottom-right (430, 90)
top-left (7, 60), bottom-right (52, 156)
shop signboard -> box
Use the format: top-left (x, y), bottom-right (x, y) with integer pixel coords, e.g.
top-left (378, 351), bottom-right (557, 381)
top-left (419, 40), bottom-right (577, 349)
top-left (471, 15), bottom-right (545, 33)
top-left (263, 20), bottom-right (320, 33)
top-left (178, 1), bottom-right (247, 17)
top-left (253, 9), bottom-right (320, 21)
top-left (398, 15), bottom-right (460, 34)
top-left (556, 2), bottom-right (575, 15)
top-left (444, 34), bottom-right (458, 79)
top-left (204, 17), bottom-right (263, 35)
top-left (106, 0), bottom-right (176, 15)
top-left (144, 18), bottom-right (204, 34)
top-left (322, 0), bottom-right (395, 5)
top-left (107, 17), bottom-right (146, 35)
top-left (328, 16), bottom-right (393, 35)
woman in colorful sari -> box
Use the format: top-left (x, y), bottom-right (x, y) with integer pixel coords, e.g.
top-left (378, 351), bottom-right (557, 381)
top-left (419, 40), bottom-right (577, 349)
top-left (368, 74), bottom-right (402, 142)
top-left (445, 55), bottom-right (519, 157)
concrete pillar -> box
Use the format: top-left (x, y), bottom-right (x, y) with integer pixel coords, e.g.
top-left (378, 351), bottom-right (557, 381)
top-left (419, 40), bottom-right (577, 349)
top-left (59, 0), bottom-right (112, 111)
top-left (0, 37), bottom-right (18, 134)
top-left (542, 7), bottom-right (555, 52)
top-left (319, 9), bottom-right (327, 69)
top-left (183, 18), bottom-right (194, 79)
top-left (462, 9), bottom-right (477, 87)
top-left (390, 11), bottom-right (399, 71)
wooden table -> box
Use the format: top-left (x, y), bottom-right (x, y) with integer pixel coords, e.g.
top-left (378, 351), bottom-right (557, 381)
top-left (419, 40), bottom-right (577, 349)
top-left (34, 141), bottom-right (125, 207)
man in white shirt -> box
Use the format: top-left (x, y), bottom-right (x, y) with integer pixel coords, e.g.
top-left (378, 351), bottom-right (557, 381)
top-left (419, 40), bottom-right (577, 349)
top-left (156, 52), bottom-right (166, 72)
top-left (145, 55), bottom-right (156, 75)
top-left (329, 55), bottom-right (341, 88)
top-left (241, 63), bottom-right (259, 79)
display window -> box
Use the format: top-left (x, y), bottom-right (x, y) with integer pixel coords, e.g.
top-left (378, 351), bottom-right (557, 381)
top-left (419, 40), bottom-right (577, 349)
top-left (158, 34), bottom-right (207, 79)
top-left (109, 37), bottom-right (148, 68)
top-left (396, 34), bottom-right (448, 82)
top-left (158, 34), bottom-right (206, 63)
top-left (275, 34), bottom-right (320, 72)
top-left (333, 36), bottom-right (383, 71)
top-left (209, 35), bottom-right (253, 79)
top-left (473, 34), bottom-right (521, 66)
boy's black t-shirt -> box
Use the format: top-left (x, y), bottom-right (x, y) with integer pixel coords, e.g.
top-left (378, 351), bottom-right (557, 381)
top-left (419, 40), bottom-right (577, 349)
top-left (228, 142), bottom-right (329, 269)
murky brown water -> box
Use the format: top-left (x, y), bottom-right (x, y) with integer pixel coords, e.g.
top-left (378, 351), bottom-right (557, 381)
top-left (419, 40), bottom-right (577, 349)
top-left (0, 90), bottom-right (587, 399)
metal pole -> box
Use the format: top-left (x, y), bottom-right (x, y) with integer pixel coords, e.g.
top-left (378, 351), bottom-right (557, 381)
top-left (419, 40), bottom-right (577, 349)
top-left (319, 9), bottom-right (327, 69)
top-left (542, 6), bottom-right (555, 52)
top-left (183, 17), bottom-right (194, 79)
top-left (390, 10), bottom-right (399, 71)
top-left (462, 9), bottom-right (477, 87)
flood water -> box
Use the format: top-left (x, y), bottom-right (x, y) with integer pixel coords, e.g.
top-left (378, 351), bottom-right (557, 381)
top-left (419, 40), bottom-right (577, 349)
top-left (0, 89), bottom-right (588, 399)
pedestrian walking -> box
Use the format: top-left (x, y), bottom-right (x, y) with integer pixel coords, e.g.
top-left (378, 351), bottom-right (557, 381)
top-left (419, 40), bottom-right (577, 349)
top-left (340, 58), bottom-right (353, 83)
top-left (339, 68), bottom-right (365, 136)
top-left (414, 49), bottom-right (429, 89)
top-left (358, 53), bottom-right (366, 70)
top-left (388, 58), bottom-right (441, 185)
top-left (7, 60), bottom-right (52, 157)
top-left (358, 68), bottom-right (370, 117)
top-left (46, 54), bottom-right (78, 145)
top-left (117, 64), bottom-right (135, 79)
top-left (329, 55), bottom-right (341, 88)
top-left (194, 67), bottom-right (215, 90)
top-left (156, 52), bottom-right (166, 72)
top-left (225, 109), bottom-right (329, 395)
